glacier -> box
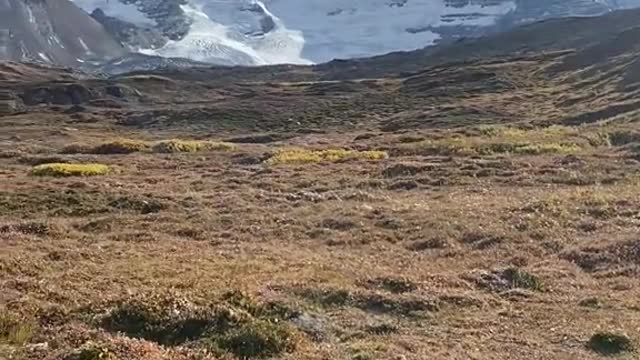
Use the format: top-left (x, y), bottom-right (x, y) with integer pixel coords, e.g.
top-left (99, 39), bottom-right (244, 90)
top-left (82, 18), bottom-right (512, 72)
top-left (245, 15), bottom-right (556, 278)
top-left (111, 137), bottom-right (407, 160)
top-left (69, 0), bottom-right (640, 66)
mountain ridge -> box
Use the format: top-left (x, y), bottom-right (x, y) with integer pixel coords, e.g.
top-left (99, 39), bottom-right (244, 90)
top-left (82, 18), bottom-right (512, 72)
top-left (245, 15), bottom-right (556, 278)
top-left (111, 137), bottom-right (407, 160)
top-left (3, 0), bottom-right (640, 73)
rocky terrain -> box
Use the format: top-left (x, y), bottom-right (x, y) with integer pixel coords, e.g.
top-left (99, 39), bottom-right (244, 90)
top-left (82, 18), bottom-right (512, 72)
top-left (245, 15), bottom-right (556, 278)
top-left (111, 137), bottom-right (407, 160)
top-left (1, 7), bottom-right (640, 360)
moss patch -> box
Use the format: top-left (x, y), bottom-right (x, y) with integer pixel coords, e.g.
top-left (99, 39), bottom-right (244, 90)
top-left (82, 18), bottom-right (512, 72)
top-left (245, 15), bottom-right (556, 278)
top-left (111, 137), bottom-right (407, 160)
top-left (30, 163), bottom-right (110, 177)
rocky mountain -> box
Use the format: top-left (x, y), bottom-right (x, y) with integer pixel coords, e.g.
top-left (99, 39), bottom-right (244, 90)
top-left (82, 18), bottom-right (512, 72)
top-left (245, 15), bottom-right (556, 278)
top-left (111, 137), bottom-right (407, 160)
top-left (3, 0), bottom-right (640, 72)
top-left (71, 0), bottom-right (640, 67)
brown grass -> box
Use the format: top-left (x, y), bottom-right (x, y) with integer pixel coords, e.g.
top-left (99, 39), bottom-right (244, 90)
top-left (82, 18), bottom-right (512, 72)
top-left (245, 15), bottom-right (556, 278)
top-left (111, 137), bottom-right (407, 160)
top-left (2, 49), bottom-right (640, 359)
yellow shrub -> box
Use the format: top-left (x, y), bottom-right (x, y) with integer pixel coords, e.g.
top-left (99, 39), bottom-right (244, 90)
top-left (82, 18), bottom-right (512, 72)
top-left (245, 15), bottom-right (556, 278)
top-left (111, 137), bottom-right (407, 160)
top-left (30, 163), bottom-right (110, 177)
top-left (478, 125), bottom-right (574, 141)
top-left (513, 143), bottom-right (581, 155)
top-left (398, 125), bottom-right (587, 156)
top-left (266, 148), bottom-right (388, 165)
top-left (152, 140), bottom-right (237, 153)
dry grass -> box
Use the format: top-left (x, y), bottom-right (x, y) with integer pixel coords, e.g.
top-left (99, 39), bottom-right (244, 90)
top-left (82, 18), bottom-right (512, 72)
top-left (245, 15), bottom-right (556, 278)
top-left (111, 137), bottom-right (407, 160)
top-left (3, 123), bottom-right (640, 359)
top-left (0, 310), bottom-right (34, 346)
top-left (30, 163), bottom-right (110, 177)
top-left (3, 48), bottom-right (640, 360)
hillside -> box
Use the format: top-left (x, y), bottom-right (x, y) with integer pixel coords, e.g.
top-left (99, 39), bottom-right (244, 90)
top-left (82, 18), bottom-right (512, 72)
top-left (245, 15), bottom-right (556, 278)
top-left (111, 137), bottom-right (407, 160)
top-left (0, 0), bottom-right (126, 66)
top-left (1, 8), bottom-right (640, 360)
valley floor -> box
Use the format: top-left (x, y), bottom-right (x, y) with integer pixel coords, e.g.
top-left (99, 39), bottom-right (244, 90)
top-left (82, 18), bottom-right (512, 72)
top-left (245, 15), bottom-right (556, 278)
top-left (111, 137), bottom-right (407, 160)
top-left (3, 19), bottom-right (640, 357)
top-left (1, 115), bottom-right (640, 359)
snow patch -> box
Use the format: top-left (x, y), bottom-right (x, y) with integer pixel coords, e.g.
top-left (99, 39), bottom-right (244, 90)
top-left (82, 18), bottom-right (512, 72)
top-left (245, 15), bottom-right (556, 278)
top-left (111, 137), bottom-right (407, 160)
top-left (25, 6), bottom-right (35, 23)
top-left (144, 3), bottom-right (310, 65)
top-left (38, 52), bottom-right (51, 62)
top-left (77, 37), bottom-right (89, 52)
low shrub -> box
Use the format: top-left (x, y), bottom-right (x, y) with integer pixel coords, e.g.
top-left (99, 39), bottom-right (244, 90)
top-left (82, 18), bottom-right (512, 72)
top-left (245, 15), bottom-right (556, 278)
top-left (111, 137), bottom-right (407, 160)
top-left (30, 163), bottom-right (110, 177)
top-left (399, 138), bottom-right (581, 156)
top-left (0, 310), bottom-right (34, 345)
top-left (62, 139), bottom-right (237, 155)
top-left (99, 292), bottom-right (300, 358)
top-left (361, 277), bottom-right (417, 294)
top-left (152, 140), bottom-right (237, 153)
top-left (62, 139), bottom-right (149, 155)
top-left (512, 143), bottom-right (582, 155)
top-left (472, 267), bottom-right (545, 292)
top-left (394, 125), bottom-right (612, 157)
top-left (588, 332), bottom-right (634, 355)
top-left (90, 139), bottom-right (150, 154)
top-left (61, 139), bottom-right (151, 155)
top-left (216, 320), bottom-right (299, 358)
top-left (293, 287), bottom-right (438, 316)
top-left (65, 343), bottom-right (118, 360)
top-left (608, 130), bottom-right (640, 146)
top-left (61, 144), bottom-right (93, 154)
top-left (266, 148), bottom-right (388, 165)
top-left (502, 268), bottom-right (544, 292)
top-left (0, 220), bottom-right (55, 236)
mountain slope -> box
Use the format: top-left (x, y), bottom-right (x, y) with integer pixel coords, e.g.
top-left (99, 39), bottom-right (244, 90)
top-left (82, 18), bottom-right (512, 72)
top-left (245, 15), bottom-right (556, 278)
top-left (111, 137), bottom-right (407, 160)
top-left (312, 8), bottom-right (640, 80)
top-left (70, 0), bottom-right (640, 67)
top-left (3, 0), bottom-right (640, 70)
top-left (0, 0), bottom-right (126, 66)
top-left (3, 6), bottom-right (640, 133)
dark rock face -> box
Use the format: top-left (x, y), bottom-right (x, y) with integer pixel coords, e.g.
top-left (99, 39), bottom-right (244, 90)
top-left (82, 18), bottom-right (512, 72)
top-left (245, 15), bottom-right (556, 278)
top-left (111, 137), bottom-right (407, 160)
top-left (89, 53), bottom-right (210, 74)
top-left (118, 0), bottom-right (192, 40)
top-left (21, 84), bottom-right (95, 105)
top-left (200, 1), bottom-right (277, 37)
top-left (0, 0), bottom-right (126, 66)
top-left (19, 81), bottom-right (144, 105)
top-left (91, 8), bottom-right (166, 51)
